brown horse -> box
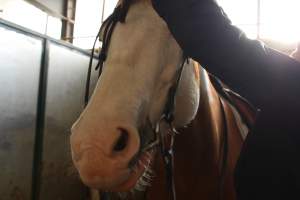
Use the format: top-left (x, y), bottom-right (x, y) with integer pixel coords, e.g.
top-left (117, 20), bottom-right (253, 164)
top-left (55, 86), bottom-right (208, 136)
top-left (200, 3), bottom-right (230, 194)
top-left (70, 0), bottom-right (254, 199)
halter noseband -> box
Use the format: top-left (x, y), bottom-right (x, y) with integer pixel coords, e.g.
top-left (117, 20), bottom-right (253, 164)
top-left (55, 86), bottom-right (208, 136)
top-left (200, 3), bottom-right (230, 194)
top-left (84, 1), bottom-right (186, 200)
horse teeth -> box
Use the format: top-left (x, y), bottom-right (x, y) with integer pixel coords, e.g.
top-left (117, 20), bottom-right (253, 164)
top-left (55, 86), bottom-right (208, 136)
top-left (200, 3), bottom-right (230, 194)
top-left (146, 168), bottom-right (155, 175)
top-left (147, 168), bottom-right (155, 175)
top-left (155, 124), bottom-right (160, 133)
top-left (145, 158), bottom-right (151, 165)
top-left (143, 173), bottom-right (153, 180)
top-left (138, 179), bottom-right (150, 187)
top-left (145, 169), bottom-right (151, 175)
top-left (134, 183), bottom-right (145, 192)
top-left (139, 160), bottom-right (148, 169)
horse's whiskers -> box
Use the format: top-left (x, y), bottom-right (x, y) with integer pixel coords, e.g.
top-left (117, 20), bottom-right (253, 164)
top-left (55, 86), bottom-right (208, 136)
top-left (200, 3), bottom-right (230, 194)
top-left (138, 160), bottom-right (147, 170)
top-left (144, 158), bottom-right (151, 166)
top-left (133, 152), bottom-right (155, 192)
top-left (145, 167), bottom-right (155, 175)
top-left (143, 171), bottom-right (154, 180)
top-left (139, 178), bottom-right (152, 187)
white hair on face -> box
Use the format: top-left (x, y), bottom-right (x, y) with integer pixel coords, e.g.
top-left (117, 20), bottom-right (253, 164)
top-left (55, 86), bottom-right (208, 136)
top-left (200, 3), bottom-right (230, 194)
top-left (75, 0), bottom-right (200, 141)
top-left (70, 0), bottom-right (202, 193)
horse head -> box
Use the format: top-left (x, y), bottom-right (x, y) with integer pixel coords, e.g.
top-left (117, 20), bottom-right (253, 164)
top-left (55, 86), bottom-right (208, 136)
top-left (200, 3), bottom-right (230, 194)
top-left (70, 0), bottom-right (200, 192)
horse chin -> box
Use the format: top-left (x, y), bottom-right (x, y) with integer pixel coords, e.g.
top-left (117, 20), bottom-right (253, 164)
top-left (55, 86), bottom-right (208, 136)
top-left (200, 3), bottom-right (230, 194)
top-left (91, 148), bottom-right (155, 193)
top-left (78, 151), bottom-right (155, 193)
top-left (112, 149), bottom-right (156, 192)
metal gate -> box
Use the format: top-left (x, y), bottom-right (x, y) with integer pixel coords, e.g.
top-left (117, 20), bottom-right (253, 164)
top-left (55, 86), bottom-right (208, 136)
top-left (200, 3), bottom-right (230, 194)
top-left (0, 19), bottom-right (99, 200)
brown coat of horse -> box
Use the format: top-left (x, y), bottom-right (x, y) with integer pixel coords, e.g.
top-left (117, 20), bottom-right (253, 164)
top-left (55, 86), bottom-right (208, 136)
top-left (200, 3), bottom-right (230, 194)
top-left (98, 66), bottom-right (252, 200)
top-left (145, 68), bottom-right (247, 200)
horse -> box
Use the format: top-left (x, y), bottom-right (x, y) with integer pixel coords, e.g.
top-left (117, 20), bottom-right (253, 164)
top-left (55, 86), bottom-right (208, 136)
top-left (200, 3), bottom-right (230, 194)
top-left (70, 0), bottom-right (255, 199)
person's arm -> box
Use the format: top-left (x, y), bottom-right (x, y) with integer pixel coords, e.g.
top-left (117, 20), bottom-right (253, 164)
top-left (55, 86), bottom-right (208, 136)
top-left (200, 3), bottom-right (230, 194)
top-left (151, 0), bottom-right (300, 109)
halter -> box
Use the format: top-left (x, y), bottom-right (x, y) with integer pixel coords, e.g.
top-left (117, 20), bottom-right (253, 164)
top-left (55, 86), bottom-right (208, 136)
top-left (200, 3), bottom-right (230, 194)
top-left (84, 1), bottom-right (186, 200)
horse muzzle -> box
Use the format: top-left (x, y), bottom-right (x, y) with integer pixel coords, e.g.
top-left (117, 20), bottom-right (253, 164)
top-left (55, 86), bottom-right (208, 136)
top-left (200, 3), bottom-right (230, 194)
top-left (70, 120), bottom-right (142, 191)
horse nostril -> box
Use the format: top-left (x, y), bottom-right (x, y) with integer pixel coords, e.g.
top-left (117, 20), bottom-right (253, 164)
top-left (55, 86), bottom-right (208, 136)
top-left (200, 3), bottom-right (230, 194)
top-left (113, 128), bottom-right (129, 152)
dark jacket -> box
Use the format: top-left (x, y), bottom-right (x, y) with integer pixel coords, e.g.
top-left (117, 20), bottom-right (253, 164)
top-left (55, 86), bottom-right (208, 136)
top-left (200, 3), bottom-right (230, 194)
top-left (151, 0), bottom-right (300, 199)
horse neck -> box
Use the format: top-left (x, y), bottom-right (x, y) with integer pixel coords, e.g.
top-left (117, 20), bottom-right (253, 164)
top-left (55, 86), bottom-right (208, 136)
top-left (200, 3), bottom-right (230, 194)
top-left (147, 67), bottom-right (242, 200)
top-left (182, 67), bottom-right (225, 164)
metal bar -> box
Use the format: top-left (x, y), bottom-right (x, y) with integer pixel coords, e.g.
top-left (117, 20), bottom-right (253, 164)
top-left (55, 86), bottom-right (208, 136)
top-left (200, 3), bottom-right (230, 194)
top-left (101, 0), bottom-right (106, 23)
top-left (61, 0), bottom-right (76, 43)
top-left (24, 0), bottom-right (75, 24)
top-left (0, 19), bottom-right (99, 57)
top-left (31, 38), bottom-right (50, 200)
top-left (257, 0), bottom-right (261, 39)
top-left (45, 15), bottom-right (49, 35)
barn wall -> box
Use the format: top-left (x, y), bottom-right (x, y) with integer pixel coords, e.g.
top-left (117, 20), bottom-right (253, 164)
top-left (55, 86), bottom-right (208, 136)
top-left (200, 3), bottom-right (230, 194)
top-left (0, 19), bottom-right (99, 200)
top-left (39, 42), bottom-right (99, 200)
top-left (0, 23), bottom-right (42, 200)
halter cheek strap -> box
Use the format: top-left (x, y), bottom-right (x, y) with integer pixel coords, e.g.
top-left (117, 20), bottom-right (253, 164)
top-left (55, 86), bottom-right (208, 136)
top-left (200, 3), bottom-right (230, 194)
top-left (85, 4), bottom-right (125, 106)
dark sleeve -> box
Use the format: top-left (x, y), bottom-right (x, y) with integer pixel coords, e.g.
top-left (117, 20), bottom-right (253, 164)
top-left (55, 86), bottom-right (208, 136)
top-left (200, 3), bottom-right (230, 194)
top-left (151, 0), bottom-right (300, 110)
top-left (152, 1), bottom-right (300, 199)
